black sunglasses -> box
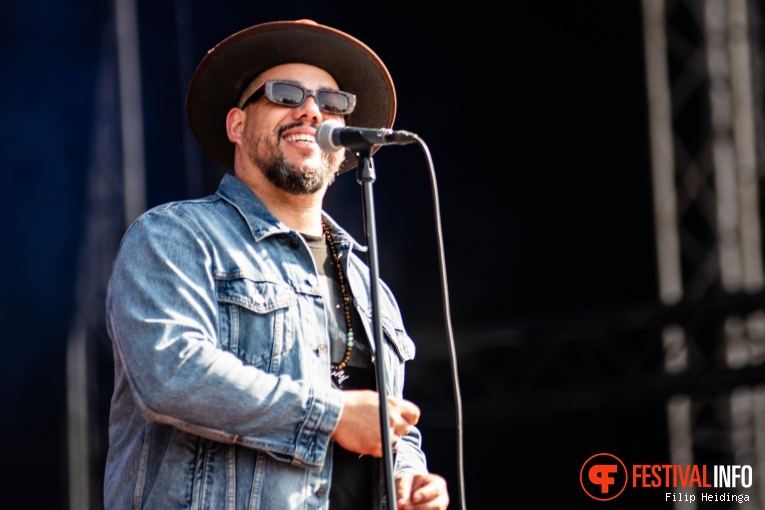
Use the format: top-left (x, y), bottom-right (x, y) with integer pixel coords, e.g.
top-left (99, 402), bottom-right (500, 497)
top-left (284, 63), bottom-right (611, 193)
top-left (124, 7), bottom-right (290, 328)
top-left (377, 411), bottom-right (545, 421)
top-left (240, 80), bottom-right (356, 116)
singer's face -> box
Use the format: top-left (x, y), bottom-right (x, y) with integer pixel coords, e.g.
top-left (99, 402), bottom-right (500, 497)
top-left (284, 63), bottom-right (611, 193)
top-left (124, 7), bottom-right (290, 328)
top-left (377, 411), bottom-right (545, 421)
top-left (238, 63), bottom-right (346, 195)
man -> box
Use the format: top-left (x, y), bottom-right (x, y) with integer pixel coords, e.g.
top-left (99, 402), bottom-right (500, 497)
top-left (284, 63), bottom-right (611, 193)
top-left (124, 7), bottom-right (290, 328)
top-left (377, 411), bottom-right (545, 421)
top-left (104, 19), bottom-right (449, 510)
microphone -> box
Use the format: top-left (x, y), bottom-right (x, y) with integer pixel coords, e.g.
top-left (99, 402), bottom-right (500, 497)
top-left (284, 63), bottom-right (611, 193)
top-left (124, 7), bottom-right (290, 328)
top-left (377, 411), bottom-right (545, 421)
top-left (316, 119), bottom-right (417, 153)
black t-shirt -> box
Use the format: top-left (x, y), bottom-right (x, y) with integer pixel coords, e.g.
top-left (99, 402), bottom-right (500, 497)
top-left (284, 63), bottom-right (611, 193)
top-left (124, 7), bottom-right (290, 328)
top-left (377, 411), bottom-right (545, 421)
top-left (301, 232), bottom-right (375, 510)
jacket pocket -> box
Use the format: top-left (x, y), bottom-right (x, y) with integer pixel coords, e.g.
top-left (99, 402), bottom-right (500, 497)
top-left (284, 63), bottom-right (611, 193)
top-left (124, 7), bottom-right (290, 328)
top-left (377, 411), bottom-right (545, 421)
top-left (216, 275), bottom-right (297, 371)
top-left (381, 318), bottom-right (415, 362)
top-left (380, 318), bottom-right (415, 395)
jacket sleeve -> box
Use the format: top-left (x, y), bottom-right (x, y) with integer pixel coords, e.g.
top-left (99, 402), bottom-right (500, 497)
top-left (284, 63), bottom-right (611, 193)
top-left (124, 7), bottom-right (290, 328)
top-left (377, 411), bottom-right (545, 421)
top-left (106, 206), bottom-right (343, 468)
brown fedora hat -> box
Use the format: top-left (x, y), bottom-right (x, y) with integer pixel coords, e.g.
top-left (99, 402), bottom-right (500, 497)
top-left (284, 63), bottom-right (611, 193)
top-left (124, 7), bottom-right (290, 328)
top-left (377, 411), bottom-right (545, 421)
top-left (186, 19), bottom-right (397, 175)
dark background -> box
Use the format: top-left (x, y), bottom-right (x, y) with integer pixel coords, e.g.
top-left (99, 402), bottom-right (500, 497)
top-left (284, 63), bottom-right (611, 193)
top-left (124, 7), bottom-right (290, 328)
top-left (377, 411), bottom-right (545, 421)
top-left (3, 0), bottom-right (747, 508)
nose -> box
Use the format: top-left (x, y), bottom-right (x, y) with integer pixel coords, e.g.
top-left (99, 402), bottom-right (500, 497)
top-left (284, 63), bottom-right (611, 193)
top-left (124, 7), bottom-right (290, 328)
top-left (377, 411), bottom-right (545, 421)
top-left (292, 95), bottom-right (323, 123)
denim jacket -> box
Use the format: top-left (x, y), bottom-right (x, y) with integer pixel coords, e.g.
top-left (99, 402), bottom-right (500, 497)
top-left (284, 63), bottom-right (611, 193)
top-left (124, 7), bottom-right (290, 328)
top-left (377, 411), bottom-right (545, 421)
top-left (104, 173), bottom-right (428, 509)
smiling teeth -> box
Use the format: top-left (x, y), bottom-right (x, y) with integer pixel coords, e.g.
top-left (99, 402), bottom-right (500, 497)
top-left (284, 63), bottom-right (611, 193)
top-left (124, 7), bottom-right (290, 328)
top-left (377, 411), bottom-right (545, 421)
top-left (285, 134), bottom-right (315, 143)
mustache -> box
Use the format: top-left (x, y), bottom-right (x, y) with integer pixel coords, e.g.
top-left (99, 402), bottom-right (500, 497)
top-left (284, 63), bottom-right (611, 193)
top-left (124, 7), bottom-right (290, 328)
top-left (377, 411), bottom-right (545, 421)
top-left (275, 120), bottom-right (345, 169)
top-left (277, 121), bottom-right (316, 137)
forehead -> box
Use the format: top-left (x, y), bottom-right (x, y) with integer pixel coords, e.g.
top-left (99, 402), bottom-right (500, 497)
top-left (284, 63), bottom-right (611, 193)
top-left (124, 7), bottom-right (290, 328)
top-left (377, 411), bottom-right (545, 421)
top-left (253, 63), bottom-right (340, 89)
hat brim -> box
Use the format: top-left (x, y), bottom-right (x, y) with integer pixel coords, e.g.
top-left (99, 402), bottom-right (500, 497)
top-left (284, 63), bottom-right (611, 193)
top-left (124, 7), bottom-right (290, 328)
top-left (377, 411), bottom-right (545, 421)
top-left (186, 20), bottom-right (396, 175)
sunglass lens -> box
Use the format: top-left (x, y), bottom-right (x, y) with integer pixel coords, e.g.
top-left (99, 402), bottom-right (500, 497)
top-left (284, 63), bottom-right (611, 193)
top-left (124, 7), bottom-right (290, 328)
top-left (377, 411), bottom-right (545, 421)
top-left (270, 82), bottom-right (305, 106)
top-left (317, 92), bottom-right (350, 114)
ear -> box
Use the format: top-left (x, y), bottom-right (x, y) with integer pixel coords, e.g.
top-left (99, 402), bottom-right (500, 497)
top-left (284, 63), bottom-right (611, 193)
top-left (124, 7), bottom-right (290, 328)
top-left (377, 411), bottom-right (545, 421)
top-left (226, 108), bottom-right (246, 144)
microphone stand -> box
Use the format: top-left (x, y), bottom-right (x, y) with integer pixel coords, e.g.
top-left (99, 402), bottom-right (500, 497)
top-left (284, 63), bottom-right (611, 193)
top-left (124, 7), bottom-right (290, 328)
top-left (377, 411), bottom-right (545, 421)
top-left (354, 146), bottom-right (397, 508)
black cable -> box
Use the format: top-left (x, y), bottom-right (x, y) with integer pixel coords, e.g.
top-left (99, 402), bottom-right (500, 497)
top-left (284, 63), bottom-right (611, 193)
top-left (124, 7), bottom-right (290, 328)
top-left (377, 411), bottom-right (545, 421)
top-left (411, 135), bottom-right (466, 510)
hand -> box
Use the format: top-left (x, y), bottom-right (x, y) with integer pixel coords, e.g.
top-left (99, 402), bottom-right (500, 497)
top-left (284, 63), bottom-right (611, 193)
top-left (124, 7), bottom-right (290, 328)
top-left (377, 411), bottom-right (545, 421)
top-left (331, 390), bottom-right (420, 457)
top-left (395, 472), bottom-right (449, 510)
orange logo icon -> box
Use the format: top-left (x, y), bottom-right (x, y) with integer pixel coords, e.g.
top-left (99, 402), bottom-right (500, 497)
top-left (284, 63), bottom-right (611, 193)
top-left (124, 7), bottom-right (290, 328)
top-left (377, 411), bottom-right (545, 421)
top-left (580, 453), bottom-right (628, 501)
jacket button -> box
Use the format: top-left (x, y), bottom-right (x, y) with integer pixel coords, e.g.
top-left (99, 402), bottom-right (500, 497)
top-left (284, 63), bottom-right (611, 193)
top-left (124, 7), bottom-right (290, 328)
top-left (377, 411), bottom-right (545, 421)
top-left (316, 343), bottom-right (327, 355)
top-left (316, 485), bottom-right (327, 497)
top-left (307, 274), bottom-right (318, 286)
top-left (289, 239), bottom-right (300, 249)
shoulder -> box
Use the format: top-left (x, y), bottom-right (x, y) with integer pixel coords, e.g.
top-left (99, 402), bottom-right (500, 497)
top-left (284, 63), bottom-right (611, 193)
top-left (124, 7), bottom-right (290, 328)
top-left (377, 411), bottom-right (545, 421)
top-left (128, 195), bottom-right (228, 233)
top-left (116, 196), bottom-right (228, 257)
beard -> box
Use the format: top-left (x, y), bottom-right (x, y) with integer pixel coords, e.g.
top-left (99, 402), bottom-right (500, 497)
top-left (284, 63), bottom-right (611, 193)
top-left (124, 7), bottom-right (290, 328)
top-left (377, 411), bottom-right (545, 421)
top-left (245, 122), bottom-right (342, 195)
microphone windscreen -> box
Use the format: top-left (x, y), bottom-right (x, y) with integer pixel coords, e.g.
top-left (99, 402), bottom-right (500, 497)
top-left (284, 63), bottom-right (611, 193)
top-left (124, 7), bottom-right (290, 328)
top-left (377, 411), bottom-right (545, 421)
top-left (316, 120), bottom-right (344, 153)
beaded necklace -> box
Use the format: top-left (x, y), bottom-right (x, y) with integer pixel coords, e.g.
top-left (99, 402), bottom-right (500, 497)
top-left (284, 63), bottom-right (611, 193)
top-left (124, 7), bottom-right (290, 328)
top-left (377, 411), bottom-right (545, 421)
top-left (322, 221), bottom-right (355, 371)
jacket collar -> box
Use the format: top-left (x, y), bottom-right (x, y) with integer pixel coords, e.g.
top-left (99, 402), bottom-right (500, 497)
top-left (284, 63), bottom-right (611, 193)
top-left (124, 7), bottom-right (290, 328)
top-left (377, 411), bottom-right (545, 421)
top-left (216, 173), bottom-right (367, 253)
